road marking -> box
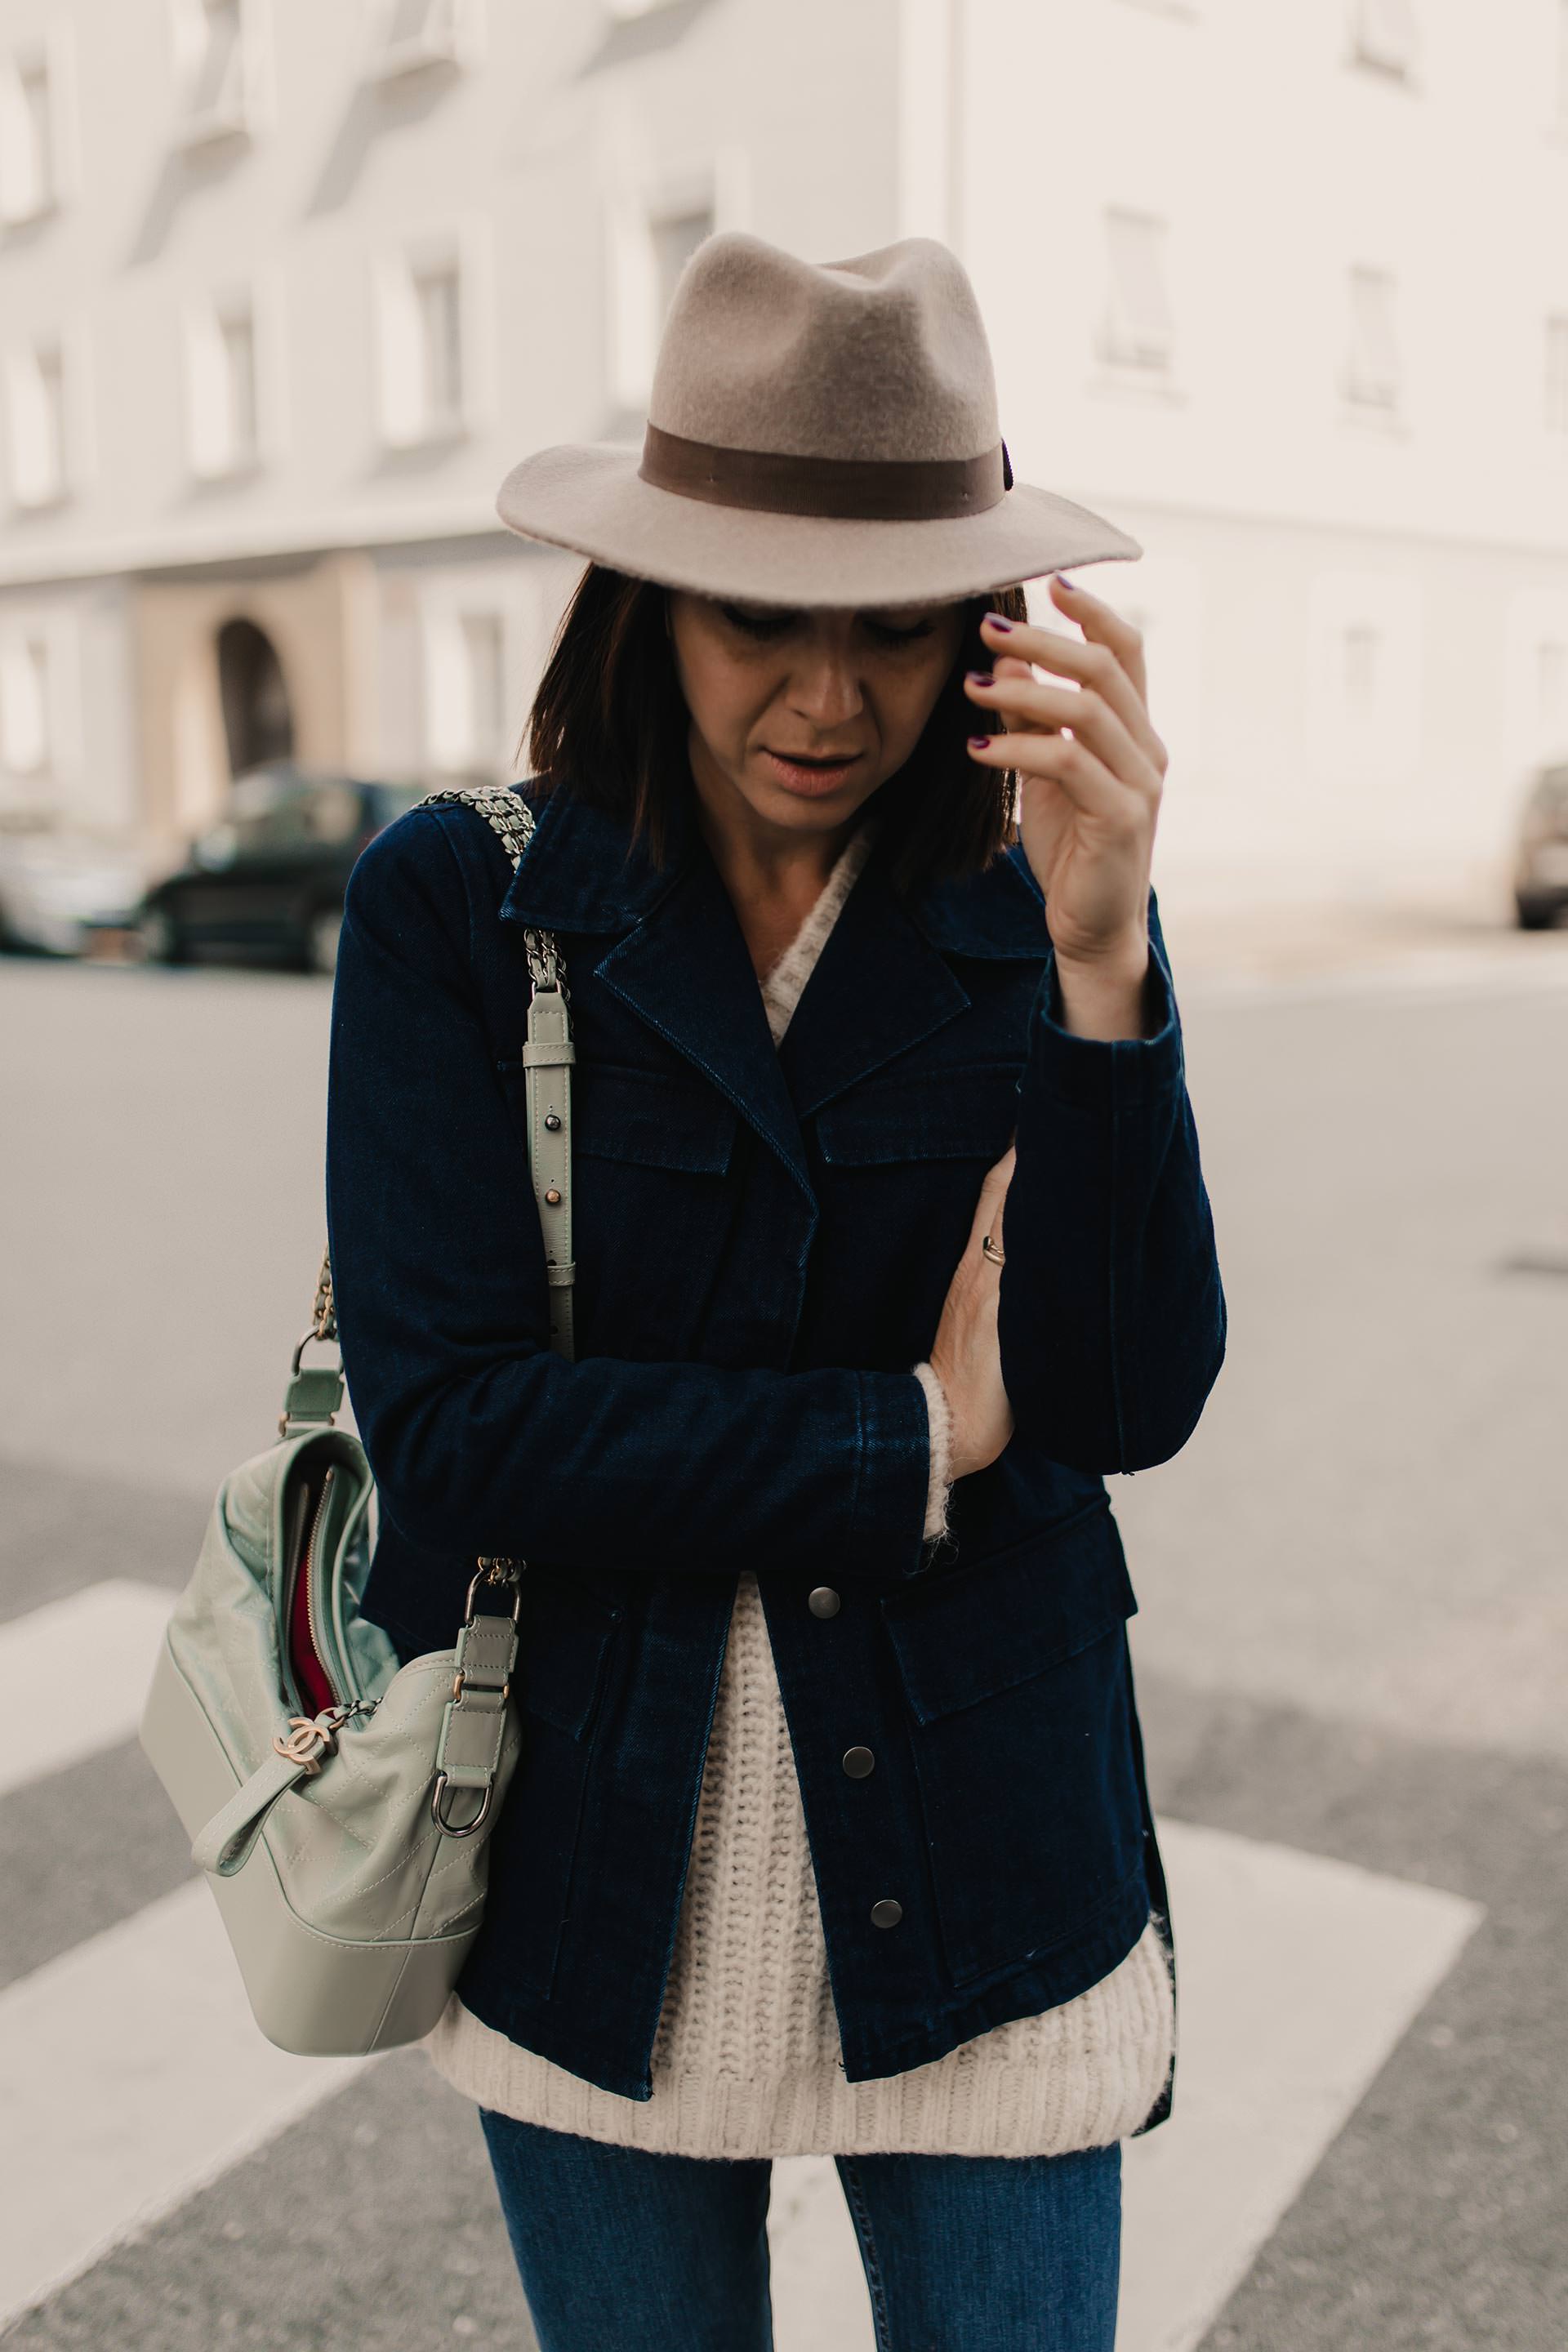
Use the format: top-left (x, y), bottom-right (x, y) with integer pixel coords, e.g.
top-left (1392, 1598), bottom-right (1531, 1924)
top-left (764, 1818), bottom-right (1483, 2352)
top-left (0, 1881), bottom-right (371, 2329)
top-left (0, 1580), bottom-right (176, 1799)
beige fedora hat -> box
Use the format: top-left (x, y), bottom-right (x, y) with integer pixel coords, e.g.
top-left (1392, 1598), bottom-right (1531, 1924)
top-left (496, 233), bottom-right (1141, 608)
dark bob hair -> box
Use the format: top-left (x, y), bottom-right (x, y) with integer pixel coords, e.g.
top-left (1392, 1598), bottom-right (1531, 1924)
top-left (524, 566), bottom-right (1029, 901)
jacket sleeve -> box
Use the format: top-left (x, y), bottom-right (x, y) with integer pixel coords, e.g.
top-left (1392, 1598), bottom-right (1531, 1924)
top-left (996, 875), bottom-right (1227, 1473)
top-left (324, 812), bottom-right (933, 1579)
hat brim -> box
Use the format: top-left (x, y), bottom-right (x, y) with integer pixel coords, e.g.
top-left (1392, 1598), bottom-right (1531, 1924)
top-left (495, 443), bottom-right (1141, 607)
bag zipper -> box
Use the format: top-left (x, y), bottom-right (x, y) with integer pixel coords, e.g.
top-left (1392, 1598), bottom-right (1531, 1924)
top-left (302, 1465), bottom-right (342, 1707)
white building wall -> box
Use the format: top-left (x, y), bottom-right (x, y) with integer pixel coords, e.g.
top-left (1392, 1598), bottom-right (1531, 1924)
top-left (2, 0), bottom-right (1565, 902)
top-left (915, 0), bottom-right (1568, 905)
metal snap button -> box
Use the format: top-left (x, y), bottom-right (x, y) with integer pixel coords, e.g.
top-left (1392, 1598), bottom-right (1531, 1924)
top-left (808, 1586), bottom-right (841, 1619)
top-left (842, 1746), bottom-right (875, 1779)
top-left (870, 1899), bottom-right (903, 1930)
top-left (544, 1113), bottom-right (562, 1131)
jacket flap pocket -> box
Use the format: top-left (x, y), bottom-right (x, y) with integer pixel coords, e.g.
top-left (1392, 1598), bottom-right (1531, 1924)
top-left (519, 1581), bottom-right (621, 1741)
top-left (880, 1506), bottom-right (1137, 1723)
top-left (571, 1062), bottom-right (737, 1174)
top-left (816, 1065), bottom-right (1020, 1165)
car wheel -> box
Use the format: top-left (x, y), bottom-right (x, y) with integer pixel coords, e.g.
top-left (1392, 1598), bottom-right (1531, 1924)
top-left (137, 909), bottom-right (186, 964)
top-left (306, 905), bottom-right (343, 975)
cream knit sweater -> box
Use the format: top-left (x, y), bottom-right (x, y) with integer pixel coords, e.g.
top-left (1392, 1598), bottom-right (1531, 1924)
top-left (425, 817), bottom-right (1174, 2158)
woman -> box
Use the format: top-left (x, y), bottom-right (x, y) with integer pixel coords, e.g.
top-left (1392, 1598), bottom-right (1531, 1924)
top-left (326, 233), bottom-right (1225, 2351)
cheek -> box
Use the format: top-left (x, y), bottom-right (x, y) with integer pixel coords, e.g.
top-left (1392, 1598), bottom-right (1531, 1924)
top-left (878, 654), bottom-right (956, 759)
top-left (674, 637), bottom-right (776, 763)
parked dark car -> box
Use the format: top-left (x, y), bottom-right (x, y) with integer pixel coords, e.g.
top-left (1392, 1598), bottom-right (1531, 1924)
top-left (1514, 762), bottom-right (1568, 929)
top-left (136, 765), bottom-right (431, 973)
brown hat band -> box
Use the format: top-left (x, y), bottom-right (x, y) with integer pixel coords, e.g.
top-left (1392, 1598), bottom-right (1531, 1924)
top-left (639, 422), bottom-right (1010, 523)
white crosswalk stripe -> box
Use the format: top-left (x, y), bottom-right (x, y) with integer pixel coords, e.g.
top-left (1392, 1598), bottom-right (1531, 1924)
top-left (0, 1881), bottom-right (371, 2330)
top-left (0, 1580), bottom-right (177, 1798)
top-left (0, 1581), bottom-right (1484, 2345)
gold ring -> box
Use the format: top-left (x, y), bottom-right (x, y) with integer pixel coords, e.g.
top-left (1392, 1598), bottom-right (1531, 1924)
top-left (982, 1234), bottom-right (1005, 1266)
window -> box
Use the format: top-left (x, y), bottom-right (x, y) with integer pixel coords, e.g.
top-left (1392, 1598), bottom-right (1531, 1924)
top-left (1349, 0), bottom-right (1418, 80)
top-left (6, 337), bottom-right (67, 507)
top-left (369, 0), bottom-right (468, 80)
top-left (414, 258), bottom-right (462, 430)
top-left (1343, 266), bottom-right (1400, 412)
top-left (176, 0), bottom-right (250, 146)
top-left (186, 291), bottom-right (260, 476)
top-left (0, 50), bottom-right (56, 225)
top-left (460, 612), bottom-right (506, 766)
top-left (0, 633), bottom-right (50, 774)
top-left (1547, 316), bottom-right (1568, 434)
top-left (1342, 623), bottom-right (1381, 716)
top-left (425, 607), bottom-right (510, 773)
top-left (376, 243), bottom-right (468, 446)
top-left (1099, 208), bottom-right (1174, 373)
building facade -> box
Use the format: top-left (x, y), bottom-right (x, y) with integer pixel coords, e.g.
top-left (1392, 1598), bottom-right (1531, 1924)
top-left (2, 0), bottom-right (1567, 906)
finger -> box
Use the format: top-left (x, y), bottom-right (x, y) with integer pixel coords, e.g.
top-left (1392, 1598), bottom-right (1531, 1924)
top-left (1049, 572), bottom-right (1150, 707)
top-left (980, 605), bottom-right (1154, 747)
top-left (989, 1154), bottom-right (1013, 1254)
top-left (965, 670), bottom-right (1163, 791)
top-left (968, 727), bottom-right (1147, 832)
top-left (974, 1152), bottom-right (1014, 1272)
top-left (969, 1145), bottom-right (1016, 1251)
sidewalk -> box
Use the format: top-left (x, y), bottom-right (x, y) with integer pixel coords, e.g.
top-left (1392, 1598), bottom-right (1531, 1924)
top-left (1156, 884), bottom-right (1568, 998)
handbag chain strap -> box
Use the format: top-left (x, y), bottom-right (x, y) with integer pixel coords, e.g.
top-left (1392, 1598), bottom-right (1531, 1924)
top-left (283, 782), bottom-right (576, 1599)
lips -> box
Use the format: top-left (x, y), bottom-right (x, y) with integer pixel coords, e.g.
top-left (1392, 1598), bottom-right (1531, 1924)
top-left (761, 747), bottom-right (864, 795)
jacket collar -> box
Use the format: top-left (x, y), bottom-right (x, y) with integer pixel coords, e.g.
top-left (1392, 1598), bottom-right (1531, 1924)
top-left (498, 777), bottom-right (1048, 1206)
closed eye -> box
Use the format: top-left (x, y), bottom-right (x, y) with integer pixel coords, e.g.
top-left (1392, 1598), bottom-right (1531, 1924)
top-left (718, 601), bottom-right (799, 641)
top-left (862, 614), bottom-right (938, 646)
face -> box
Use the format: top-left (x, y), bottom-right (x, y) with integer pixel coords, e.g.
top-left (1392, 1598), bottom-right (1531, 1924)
top-left (666, 592), bottom-right (968, 840)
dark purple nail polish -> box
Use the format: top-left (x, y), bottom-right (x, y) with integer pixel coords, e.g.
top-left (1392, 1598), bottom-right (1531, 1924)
top-left (983, 612), bottom-right (1013, 632)
top-left (968, 735), bottom-right (991, 749)
top-left (1057, 573), bottom-right (1078, 592)
top-left (966, 670), bottom-right (994, 685)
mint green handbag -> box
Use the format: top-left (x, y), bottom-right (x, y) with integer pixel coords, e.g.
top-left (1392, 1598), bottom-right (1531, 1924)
top-left (138, 786), bottom-right (574, 2057)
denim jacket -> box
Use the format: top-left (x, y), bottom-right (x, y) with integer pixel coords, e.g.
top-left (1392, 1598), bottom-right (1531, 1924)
top-left (324, 770), bottom-right (1226, 2127)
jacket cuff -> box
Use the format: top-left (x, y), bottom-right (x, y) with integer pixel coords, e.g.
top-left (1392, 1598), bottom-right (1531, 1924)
top-left (850, 1370), bottom-right (939, 1575)
top-left (1025, 932), bottom-right (1184, 1115)
top-left (910, 1361), bottom-right (956, 1541)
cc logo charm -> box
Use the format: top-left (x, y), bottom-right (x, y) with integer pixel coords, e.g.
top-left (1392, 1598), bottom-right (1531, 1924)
top-left (272, 1716), bottom-right (335, 1775)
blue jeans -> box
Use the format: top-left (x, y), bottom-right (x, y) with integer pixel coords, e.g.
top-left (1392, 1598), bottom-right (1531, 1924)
top-left (479, 2110), bottom-right (1121, 2352)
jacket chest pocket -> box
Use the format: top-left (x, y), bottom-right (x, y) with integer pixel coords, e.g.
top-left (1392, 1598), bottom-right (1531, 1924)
top-left (815, 1062), bottom-right (1022, 1169)
top-left (498, 1059), bottom-right (740, 1357)
top-left (811, 1064), bottom-right (1023, 1340)
top-left (879, 1504), bottom-right (1146, 1989)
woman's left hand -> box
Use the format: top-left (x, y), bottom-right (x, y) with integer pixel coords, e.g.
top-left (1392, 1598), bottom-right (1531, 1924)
top-left (964, 577), bottom-right (1167, 1036)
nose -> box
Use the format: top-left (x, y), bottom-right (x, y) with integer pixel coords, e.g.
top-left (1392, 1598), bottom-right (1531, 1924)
top-left (788, 630), bottom-right (864, 733)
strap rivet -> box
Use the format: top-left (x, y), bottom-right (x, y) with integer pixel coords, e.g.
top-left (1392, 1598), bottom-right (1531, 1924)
top-left (544, 1112), bottom-right (562, 1131)
top-left (544, 1186), bottom-right (562, 1205)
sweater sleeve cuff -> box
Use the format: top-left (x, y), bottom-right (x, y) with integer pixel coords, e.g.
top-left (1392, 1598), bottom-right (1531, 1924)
top-left (911, 1361), bottom-right (956, 1541)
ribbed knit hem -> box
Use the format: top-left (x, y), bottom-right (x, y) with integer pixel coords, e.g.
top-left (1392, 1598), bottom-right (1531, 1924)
top-left (424, 1914), bottom-right (1174, 2160)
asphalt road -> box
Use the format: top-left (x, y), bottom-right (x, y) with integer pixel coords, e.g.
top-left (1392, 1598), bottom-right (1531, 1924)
top-left (2, 928), bottom-right (1566, 2350)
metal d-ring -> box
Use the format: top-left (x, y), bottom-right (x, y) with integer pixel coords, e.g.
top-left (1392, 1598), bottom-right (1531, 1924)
top-left (431, 1772), bottom-right (496, 1837)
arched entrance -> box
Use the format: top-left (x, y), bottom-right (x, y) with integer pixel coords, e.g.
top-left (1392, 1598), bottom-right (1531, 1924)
top-left (216, 617), bottom-right (294, 774)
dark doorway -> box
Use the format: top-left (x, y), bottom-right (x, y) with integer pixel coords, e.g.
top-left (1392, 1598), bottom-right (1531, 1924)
top-left (216, 617), bottom-right (294, 774)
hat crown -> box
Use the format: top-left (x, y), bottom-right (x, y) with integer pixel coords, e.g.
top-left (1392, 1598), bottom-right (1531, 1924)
top-left (648, 233), bottom-right (1001, 466)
